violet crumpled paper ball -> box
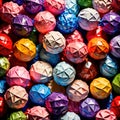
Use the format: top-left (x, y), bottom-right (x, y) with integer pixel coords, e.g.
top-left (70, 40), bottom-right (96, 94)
top-left (79, 97), bottom-right (100, 118)
top-left (24, 0), bottom-right (43, 14)
top-left (110, 35), bottom-right (120, 58)
top-left (100, 12), bottom-right (120, 34)
top-left (53, 61), bottom-right (76, 86)
top-left (59, 111), bottom-right (81, 120)
top-left (12, 14), bottom-right (33, 37)
top-left (29, 84), bottom-right (51, 106)
top-left (29, 61), bottom-right (53, 83)
top-left (43, 31), bottom-right (66, 54)
top-left (78, 8), bottom-right (100, 31)
top-left (45, 92), bottom-right (69, 115)
top-left (26, 106), bottom-right (50, 120)
top-left (4, 86), bottom-right (28, 109)
top-left (6, 66), bottom-right (31, 88)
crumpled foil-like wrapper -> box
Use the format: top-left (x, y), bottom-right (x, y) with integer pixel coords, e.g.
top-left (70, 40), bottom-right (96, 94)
top-left (110, 35), bottom-right (120, 58)
top-left (0, 57), bottom-right (10, 77)
top-left (78, 8), bottom-right (100, 31)
top-left (90, 77), bottom-right (112, 99)
top-left (30, 61), bottom-right (53, 83)
top-left (96, 109), bottom-right (117, 120)
top-left (64, 41), bottom-right (88, 63)
top-left (34, 11), bottom-right (56, 34)
top-left (6, 66), bottom-right (31, 87)
top-left (100, 12), bottom-right (120, 34)
top-left (4, 86), bottom-right (28, 109)
top-left (26, 106), bottom-right (50, 120)
top-left (13, 38), bottom-right (36, 62)
top-left (60, 112), bottom-right (81, 120)
top-left (93, 0), bottom-right (112, 14)
top-left (0, 1), bottom-right (24, 23)
top-left (43, 31), bottom-right (66, 54)
top-left (24, 0), bottom-right (43, 14)
top-left (65, 0), bottom-right (80, 15)
top-left (0, 97), bottom-right (6, 117)
top-left (57, 11), bottom-right (78, 34)
top-left (12, 14), bottom-right (33, 37)
top-left (53, 61), bottom-right (76, 86)
top-left (45, 92), bottom-right (69, 115)
top-left (77, 0), bottom-right (92, 8)
top-left (112, 73), bottom-right (120, 94)
top-left (66, 80), bottom-right (89, 102)
top-left (8, 111), bottom-right (27, 120)
top-left (0, 80), bottom-right (7, 95)
top-left (110, 96), bottom-right (120, 118)
top-left (100, 55), bottom-right (118, 78)
top-left (0, 33), bottom-right (13, 56)
top-left (44, 0), bottom-right (65, 15)
top-left (76, 59), bottom-right (98, 81)
top-left (79, 97), bottom-right (100, 118)
top-left (29, 84), bottom-right (51, 106)
top-left (88, 37), bottom-right (109, 60)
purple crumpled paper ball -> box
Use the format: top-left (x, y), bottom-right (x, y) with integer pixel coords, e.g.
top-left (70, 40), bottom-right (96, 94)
top-left (100, 12), bottom-right (120, 34)
top-left (12, 14), bottom-right (33, 37)
top-left (79, 97), bottom-right (100, 118)
top-left (45, 92), bottom-right (69, 115)
top-left (24, 0), bottom-right (43, 14)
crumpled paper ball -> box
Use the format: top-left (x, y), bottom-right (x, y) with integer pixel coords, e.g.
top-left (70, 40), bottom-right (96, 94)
top-left (0, 57), bottom-right (10, 77)
top-left (47, 80), bottom-right (66, 94)
top-left (40, 48), bottom-right (60, 67)
top-left (0, 33), bottom-right (13, 56)
top-left (26, 106), bottom-right (50, 120)
top-left (64, 41), bottom-right (88, 63)
top-left (77, 0), bottom-right (92, 8)
top-left (0, 80), bottom-right (7, 96)
top-left (66, 30), bottom-right (84, 44)
top-left (29, 84), bottom-right (51, 106)
top-left (68, 100), bottom-right (80, 114)
top-left (88, 37), bottom-right (109, 60)
top-left (112, 73), bottom-right (120, 94)
top-left (4, 86), bottom-right (28, 109)
top-left (100, 12), bottom-right (120, 34)
top-left (93, 0), bottom-right (112, 14)
top-left (60, 112), bottom-right (81, 120)
top-left (90, 77), bottom-right (112, 99)
top-left (100, 55), bottom-right (118, 78)
top-left (76, 59), bottom-right (98, 81)
top-left (110, 96), bottom-right (120, 117)
top-left (34, 11), bottom-right (56, 34)
top-left (8, 111), bottom-right (27, 120)
top-left (0, 1), bottom-right (23, 23)
top-left (13, 38), bottom-right (36, 62)
top-left (43, 31), bottom-right (66, 54)
top-left (53, 61), bottom-right (76, 86)
top-left (0, 97), bottom-right (6, 117)
top-left (44, 0), bottom-right (65, 15)
top-left (110, 35), bottom-right (120, 58)
top-left (6, 66), bottom-right (31, 87)
top-left (78, 8), bottom-right (100, 31)
top-left (12, 14), bottom-right (33, 37)
top-left (45, 92), bottom-right (69, 115)
top-left (24, 0), bottom-right (43, 14)
top-left (96, 109), bottom-right (117, 120)
top-left (79, 97), bottom-right (100, 118)
top-left (65, 0), bottom-right (80, 15)
top-left (66, 80), bottom-right (89, 102)
top-left (30, 61), bottom-right (53, 83)
top-left (57, 11), bottom-right (78, 34)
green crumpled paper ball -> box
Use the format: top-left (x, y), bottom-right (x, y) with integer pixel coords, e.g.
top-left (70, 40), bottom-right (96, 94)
top-left (77, 0), bottom-right (92, 8)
